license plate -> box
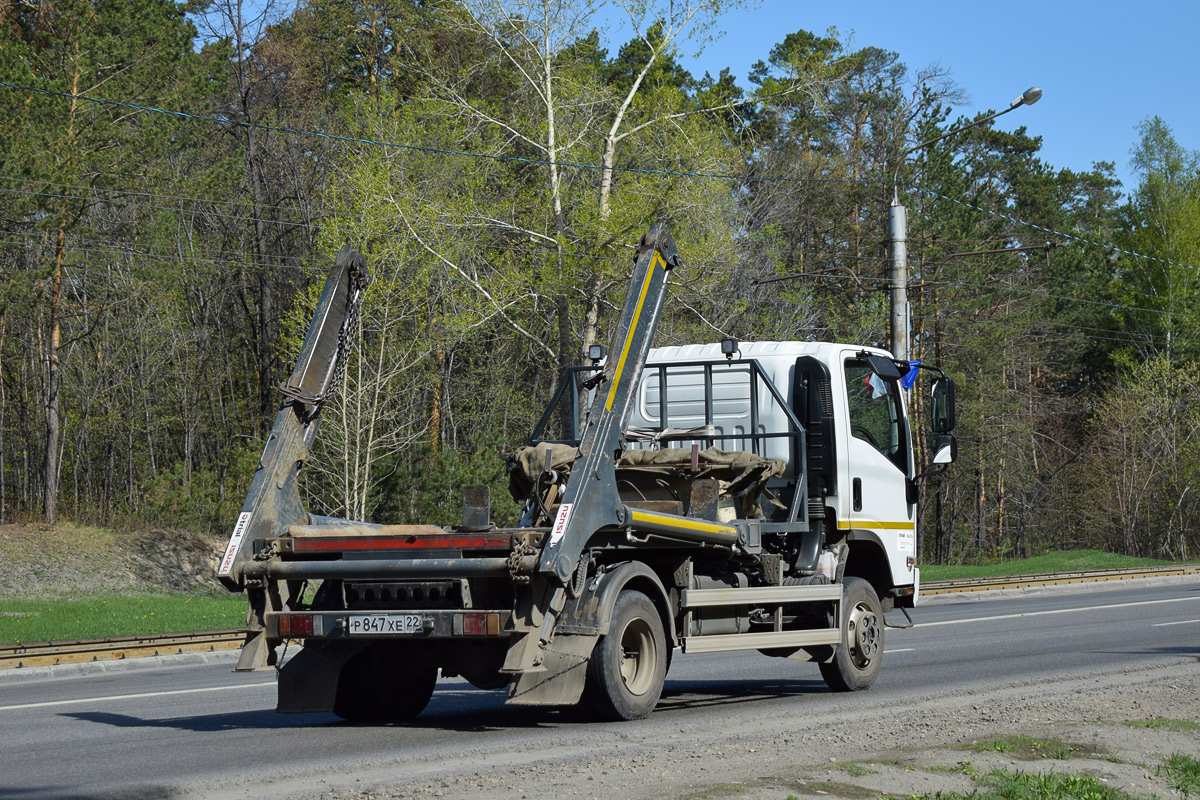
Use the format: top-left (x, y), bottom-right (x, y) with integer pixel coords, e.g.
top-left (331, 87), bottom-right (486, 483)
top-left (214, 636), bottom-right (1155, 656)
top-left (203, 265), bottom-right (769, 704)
top-left (346, 613), bottom-right (423, 635)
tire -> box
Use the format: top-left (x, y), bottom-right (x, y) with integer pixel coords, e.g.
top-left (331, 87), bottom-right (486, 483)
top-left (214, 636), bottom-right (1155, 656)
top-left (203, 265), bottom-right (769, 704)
top-left (819, 576), bottom-right (883, 692)
top-left (333, 645), bottom-right (437, 722)
top-left (584, 590), bottom-right (667, 721)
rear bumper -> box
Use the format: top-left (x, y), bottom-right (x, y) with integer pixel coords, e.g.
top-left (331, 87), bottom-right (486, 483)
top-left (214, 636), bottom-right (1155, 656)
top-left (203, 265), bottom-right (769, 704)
top-left (266, 609), bottom-right (513, 640)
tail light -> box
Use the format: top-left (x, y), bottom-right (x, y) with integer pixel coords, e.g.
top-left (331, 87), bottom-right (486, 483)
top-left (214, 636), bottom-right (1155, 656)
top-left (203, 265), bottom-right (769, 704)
top-left (278, 613), bottom-right (323, 637)
top-left (454, 612), bottom-right (501, 636)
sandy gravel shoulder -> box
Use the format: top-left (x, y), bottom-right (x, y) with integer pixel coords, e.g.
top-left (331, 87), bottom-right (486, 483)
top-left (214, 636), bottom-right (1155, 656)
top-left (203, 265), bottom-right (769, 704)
top-left (208, 658), bottom-right (1199, 800)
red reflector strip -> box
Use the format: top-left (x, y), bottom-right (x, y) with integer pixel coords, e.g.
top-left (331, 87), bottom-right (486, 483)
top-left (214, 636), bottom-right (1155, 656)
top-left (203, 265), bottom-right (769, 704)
top-left (458, 612), bottom-right (502, 636)
top-left (279, 614), bottom-right (315, 637)
top-left (292, 535), bottom-right (511, 552)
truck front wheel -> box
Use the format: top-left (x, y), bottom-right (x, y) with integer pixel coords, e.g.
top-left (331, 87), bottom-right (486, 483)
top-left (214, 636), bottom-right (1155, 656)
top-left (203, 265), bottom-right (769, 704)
top-left (333, 644), bottom-right (437, 722)
top-left (819, 577), bottom-right (883, 692)
top-left (584, 590), bottom-right (667, 720)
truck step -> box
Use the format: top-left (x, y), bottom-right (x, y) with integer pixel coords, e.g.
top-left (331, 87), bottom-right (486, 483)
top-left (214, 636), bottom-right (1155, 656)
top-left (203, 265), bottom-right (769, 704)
top-left (681, 628), bottom-right (840, 654)
top-left (680, 583), bottom-right (841, 608)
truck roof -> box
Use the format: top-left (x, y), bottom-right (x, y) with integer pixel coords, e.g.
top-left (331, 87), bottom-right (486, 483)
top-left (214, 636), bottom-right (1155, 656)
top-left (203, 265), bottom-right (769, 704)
top-left (647, 341), bottom-right (896, 364)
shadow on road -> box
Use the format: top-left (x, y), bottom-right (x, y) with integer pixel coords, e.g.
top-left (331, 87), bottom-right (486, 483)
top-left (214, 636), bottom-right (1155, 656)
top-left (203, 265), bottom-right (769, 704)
top-left (657, 677), bottom-right (828, 713)
top-left (1110, 645), bottom-right (1200, 659)
top-left (62, 707), bottom-right (335, 732)
top-left (0, 783), bottom-right (173, 800)
top-left (59, 676), bottom-right (829, 733)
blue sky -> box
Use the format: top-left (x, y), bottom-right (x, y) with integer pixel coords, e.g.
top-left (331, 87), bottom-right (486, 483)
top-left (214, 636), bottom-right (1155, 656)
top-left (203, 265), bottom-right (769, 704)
top-left (666, 0), bottom-right (1198, 198)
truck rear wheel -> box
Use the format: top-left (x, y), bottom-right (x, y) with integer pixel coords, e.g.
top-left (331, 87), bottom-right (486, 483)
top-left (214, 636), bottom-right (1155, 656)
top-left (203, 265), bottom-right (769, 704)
top-left (819, 576), bottom-right (883, 692)
top-left (584, 590), bottom-right (666, 721)
top-left (333, 644), bottom-right (437, 722)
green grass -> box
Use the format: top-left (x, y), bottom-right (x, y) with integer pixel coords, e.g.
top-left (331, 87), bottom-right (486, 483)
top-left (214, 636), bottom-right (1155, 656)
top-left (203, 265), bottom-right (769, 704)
top-left (0, 594), bottom-right (247, 643)
top-left (910, 768), bottom-right (1135, 800)
top-left (679, 783), bottom-right (747, 799)
top-left (1125, 717), bottom-right (1200, 733)
top-left (928, 760), bottom-right (980, 777)
top-left (1161, 753), bottom-right (1200, 796)
top-left (834, 762), bottom-right (877, 777)
top-left (805, 782), bottom-right (871, 798)
top-left (920, 550), bottom-right (1177, 580)
top-left (960, 735), bottom-right (1090, 760)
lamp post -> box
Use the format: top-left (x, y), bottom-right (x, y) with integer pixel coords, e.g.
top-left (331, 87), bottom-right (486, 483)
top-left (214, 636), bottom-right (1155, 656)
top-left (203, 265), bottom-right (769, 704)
top-left (889, 87), bottom-right (1042, 360)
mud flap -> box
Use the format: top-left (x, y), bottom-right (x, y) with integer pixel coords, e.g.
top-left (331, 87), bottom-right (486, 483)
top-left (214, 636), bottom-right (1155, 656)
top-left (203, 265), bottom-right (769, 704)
top-left (506, 634), bottom-right (596, 706)
top-left (234, 630), bottom-right (275, 672)
top-left (277, 642), bottom-right (366, 713)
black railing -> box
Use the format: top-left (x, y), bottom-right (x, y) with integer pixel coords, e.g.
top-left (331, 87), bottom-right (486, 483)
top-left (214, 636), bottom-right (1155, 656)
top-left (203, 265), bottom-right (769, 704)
top-left (529, 358), bottom-right (809, 528)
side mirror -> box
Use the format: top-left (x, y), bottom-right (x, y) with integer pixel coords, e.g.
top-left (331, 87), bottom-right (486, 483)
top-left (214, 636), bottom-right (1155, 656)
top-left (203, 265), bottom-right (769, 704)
top-left (931, 433), bottom-right (957, 464)
top-left (931, 377), bottom-right (956, 433)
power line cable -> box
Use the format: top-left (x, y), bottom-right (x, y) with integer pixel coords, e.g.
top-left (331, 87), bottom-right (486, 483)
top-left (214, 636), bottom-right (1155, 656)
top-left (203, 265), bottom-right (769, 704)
top-left (11, 220), bottom-right (1199, 324)
top-left (0, 80), bottom-right (878, 187)
top-left (5, 78), bottom-right (1189, 279)
top-left (912, 185), bottom-right (1199, 273)
top-left (0, 174), bottom-right (324, 218)
top-left (0, 184), bottom-right (320, 234)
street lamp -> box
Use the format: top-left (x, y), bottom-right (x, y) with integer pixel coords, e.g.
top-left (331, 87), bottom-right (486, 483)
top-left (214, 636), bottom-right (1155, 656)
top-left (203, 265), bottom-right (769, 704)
top-left (888, 87), bottom-right (1042, 360)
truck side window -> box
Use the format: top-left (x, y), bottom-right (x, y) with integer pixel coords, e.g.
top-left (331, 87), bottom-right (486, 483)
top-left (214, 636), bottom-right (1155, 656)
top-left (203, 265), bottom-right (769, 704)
top-left (844, 361), bottom-right (907, 473)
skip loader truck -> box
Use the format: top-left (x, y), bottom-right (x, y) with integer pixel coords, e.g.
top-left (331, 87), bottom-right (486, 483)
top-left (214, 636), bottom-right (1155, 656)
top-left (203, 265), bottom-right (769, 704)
top-left (218, 225), bottom-right (958, 722)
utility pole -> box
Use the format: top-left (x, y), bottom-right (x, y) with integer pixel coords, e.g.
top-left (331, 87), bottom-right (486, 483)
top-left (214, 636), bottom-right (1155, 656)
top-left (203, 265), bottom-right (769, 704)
top-left (889, 201), bottom-right (909, 360)
top-left (889, 86), bottom-right (1042, 360)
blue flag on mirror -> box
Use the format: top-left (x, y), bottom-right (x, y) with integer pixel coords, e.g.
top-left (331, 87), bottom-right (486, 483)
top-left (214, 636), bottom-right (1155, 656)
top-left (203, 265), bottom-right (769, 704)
top-left (901, 360), bottom-right (921, 390)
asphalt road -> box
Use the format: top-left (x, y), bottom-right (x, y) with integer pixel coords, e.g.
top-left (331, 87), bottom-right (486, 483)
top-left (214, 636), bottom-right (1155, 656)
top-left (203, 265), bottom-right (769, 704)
top-left (2, 578), bottom-right (1197, 800)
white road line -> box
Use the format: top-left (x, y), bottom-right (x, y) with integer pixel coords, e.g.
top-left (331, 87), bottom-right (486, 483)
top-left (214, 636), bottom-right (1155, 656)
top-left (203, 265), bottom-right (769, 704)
top-left (1152, 619), bottom-right (1200, 627)
top-left (884, 648), bottom-right (914, 654)
top-left (917, 596), bottom-right (1200, 628)
top-left (0, 682), bottom-right (273, 712)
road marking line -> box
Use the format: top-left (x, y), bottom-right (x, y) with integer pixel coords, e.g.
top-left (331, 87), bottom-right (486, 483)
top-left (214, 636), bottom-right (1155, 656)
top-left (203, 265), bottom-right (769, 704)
top-left (1152, 619), bottom-right (1200, 627)
top-left (918, 596), bottom-right (1200, 628)
top-left (884, 648), bottom-right (914, 654)
top-left (0, 682), bottom-right (273, 712)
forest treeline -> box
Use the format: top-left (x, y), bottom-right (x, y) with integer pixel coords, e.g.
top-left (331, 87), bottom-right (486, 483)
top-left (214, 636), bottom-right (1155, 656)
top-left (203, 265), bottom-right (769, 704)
top-left (2, 0), bottom-right (1199, 563)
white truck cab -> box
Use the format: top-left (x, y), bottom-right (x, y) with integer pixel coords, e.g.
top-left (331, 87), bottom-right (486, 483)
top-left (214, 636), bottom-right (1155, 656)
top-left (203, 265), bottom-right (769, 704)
top-left (632, 340), bottom-right (949, 608)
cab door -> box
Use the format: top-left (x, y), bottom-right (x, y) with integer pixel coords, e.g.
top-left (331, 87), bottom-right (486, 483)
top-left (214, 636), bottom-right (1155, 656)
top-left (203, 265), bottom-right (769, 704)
top-left (837, 353), bottom-right (916, 587)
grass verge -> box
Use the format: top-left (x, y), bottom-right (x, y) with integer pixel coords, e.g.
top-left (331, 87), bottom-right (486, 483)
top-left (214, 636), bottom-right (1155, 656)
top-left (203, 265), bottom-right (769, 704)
top-left (960, 734), bottom-right (1094, 760)
top-left (912, 768), bottom-right (1135, 799)
top-left (920, 550), bottom-right (1177, 580)
top-left (0, 594), bottom-right (246, 643)
top-left (1125, 717), bottom-right (1200, 733)
top-left (1161, 753), bottom-right (1200, 796)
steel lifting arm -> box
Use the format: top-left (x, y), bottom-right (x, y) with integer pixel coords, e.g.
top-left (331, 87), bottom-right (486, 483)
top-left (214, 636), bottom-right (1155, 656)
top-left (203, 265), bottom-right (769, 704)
top-left (217, 246), bottom-right (369, 591)
top-left (537, 225), bottom-right (679, 586)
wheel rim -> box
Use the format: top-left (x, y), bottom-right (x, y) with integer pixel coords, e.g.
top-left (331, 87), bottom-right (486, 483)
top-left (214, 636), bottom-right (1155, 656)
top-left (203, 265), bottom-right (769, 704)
top-left (846, 600), bottom-right (880, 669)
top-left (617, 616), bottom-right (658, 696)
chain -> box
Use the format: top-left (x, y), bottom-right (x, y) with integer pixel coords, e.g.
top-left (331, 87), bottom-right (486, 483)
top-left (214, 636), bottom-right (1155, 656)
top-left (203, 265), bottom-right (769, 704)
top-left (323, 273), bottom-right (365, 408)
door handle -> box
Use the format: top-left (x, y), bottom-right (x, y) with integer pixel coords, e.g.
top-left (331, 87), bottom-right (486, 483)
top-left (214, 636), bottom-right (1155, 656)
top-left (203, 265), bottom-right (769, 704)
top-left (853, 477), bottom-right (862, 512)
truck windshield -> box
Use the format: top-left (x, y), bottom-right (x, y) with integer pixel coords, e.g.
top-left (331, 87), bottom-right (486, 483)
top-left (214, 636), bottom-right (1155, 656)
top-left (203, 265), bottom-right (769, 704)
top-left (844, 361), bottom-right (907, 473)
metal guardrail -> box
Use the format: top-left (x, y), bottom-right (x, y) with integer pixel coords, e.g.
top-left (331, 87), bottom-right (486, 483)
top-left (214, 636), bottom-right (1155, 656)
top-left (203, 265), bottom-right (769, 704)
top-left (3, 564), bottom-right (1198, 669)
top-left (0, 629), bottom-right (246, 670)
top-left (921, 562), bottom-right (1200, 594)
